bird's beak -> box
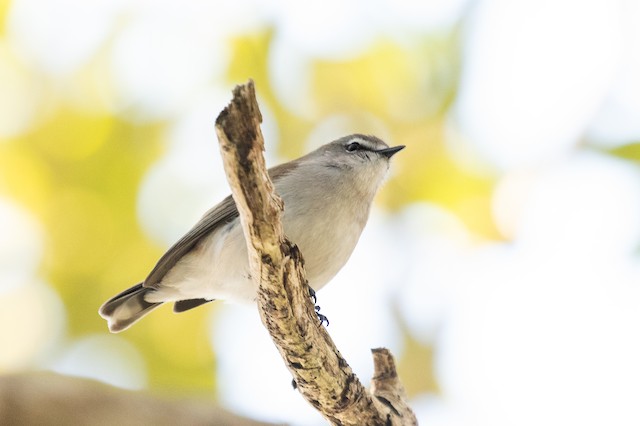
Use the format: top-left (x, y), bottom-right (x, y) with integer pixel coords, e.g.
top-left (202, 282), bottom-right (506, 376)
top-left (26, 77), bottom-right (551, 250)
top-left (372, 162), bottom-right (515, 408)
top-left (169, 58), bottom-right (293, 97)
top-left (377, 145), bottom-right (405, 158)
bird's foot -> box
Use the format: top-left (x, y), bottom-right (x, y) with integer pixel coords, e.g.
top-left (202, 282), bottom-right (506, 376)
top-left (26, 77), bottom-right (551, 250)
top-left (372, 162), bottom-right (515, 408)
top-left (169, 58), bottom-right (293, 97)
top-left (315, 305), bottom-right (329, 326)
top-left (308, 286), bottom-right (317, 304)
top-left (308, 286), bottom-right (329, 326)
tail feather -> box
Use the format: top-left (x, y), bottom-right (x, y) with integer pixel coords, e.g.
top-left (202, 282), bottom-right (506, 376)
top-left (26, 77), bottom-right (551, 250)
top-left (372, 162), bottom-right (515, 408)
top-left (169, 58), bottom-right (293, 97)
top-left (173, 298), bottom-right (212, 313)
top-left (99, 283), bottom-right (162, 333)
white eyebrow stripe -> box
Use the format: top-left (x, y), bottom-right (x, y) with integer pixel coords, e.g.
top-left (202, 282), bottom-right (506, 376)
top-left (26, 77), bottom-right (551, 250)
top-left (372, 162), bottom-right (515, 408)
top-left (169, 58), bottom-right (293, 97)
top-left (349, 137), bottom-right (376, 150)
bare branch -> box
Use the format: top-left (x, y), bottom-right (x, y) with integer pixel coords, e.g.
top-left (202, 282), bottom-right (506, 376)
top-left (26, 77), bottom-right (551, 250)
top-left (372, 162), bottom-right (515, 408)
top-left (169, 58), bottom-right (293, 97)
top-left (0, 373), bottom-right (280, 426)
top-left (215, 80), bottom-right (417, 425)
top-left (371, 348), bottom-right (419, 424)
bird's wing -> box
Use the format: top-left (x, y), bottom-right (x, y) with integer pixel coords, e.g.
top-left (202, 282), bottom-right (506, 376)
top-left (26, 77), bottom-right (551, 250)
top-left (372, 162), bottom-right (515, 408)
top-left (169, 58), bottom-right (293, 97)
top-left (142, 161), bottom-right (299, 289)
top-left (143, 195), bottom-right (238, 288)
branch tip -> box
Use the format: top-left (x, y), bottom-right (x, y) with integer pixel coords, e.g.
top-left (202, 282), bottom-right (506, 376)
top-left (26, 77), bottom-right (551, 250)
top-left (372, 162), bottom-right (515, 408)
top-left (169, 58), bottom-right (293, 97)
top-left (372, 347), bottom-right (399, 381)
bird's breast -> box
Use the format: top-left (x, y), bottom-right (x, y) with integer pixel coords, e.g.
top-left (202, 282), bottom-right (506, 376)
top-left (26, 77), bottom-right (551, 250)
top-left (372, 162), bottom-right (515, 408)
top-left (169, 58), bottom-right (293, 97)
top-left (281, 194), bottom-right (369, 291)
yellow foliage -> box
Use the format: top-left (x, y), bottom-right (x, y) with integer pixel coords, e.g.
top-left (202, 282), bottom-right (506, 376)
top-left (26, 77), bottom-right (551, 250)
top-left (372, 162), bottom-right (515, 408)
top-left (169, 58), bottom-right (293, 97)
top-left (0, 16), bottom-right (497, 399)
top-left (0, 147), bottom-right (54, 214)
top-left (0, 0), bottom-right (8, 36)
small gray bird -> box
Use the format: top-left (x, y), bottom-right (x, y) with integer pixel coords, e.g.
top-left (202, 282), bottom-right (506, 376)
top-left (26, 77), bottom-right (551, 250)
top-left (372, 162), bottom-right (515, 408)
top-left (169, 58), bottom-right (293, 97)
top-left (99, 134), bottom-right (404, 332)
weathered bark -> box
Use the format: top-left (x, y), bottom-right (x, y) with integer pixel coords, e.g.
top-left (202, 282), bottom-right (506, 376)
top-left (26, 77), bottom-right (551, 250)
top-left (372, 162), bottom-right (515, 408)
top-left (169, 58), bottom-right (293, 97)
top-left (215, 80), bottom-right (417, 425)
top-left (0, 373), bottom-right (281, 426)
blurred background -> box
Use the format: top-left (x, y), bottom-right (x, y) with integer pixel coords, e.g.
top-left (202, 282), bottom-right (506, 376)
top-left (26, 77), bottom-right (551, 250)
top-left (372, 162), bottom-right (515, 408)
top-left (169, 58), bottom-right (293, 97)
top-left (1, 0), bottom-right (640, 424)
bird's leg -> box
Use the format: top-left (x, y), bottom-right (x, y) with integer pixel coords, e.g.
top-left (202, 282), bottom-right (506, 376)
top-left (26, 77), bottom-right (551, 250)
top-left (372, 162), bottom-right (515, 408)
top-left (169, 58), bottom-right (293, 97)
top-left (308, 285), bottom-right (329, 326)
top-left (315, 306), bottom-right (329, 326)
top-left (308, 286), bottom-right (317, 304)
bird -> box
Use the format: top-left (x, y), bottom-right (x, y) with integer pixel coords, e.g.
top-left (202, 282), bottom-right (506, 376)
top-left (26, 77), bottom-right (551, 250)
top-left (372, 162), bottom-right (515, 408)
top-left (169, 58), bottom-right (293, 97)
top-left (99, 134), bottom-right (404, 332)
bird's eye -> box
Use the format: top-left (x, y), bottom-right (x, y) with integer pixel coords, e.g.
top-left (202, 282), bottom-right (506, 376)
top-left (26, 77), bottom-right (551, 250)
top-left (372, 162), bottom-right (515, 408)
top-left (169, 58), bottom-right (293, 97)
top-left (346, 142), bottom-right (360, 152)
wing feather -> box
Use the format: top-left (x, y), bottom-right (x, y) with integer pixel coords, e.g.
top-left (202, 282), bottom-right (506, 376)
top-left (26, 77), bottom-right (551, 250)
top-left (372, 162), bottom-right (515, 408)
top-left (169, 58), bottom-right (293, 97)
top-left (143, 195), bottom-right (238, 288)
top-left (142, 161), bottom-right (299, 289)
